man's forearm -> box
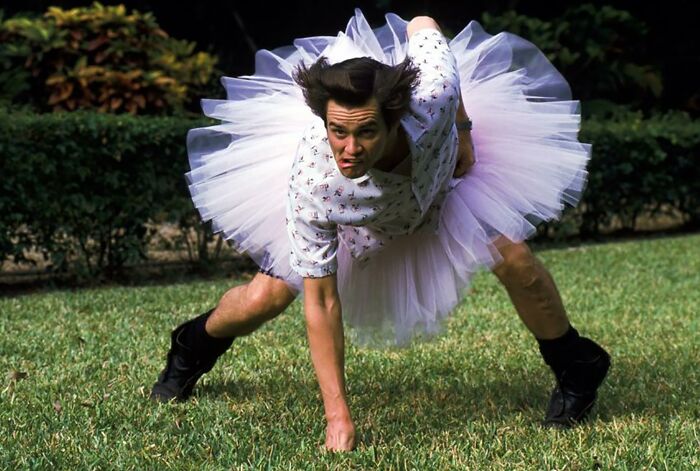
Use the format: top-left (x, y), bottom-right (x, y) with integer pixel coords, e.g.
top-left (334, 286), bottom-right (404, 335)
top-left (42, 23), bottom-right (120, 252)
top-left (457, 96), bottom-right (470, 124)
top-left (304, 296), bottom-right (350, 421)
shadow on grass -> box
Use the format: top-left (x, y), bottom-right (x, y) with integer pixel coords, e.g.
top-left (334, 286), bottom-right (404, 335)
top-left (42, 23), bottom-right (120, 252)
top-left (185, 348), bottom-right (698, 441)
top-left (3, 228), bottom-right (698, 298)
top-left (528, 226), bottom-right (699, 252)
top-left (0, 257), bottom-right (257, 297)
top-left (190, 348), bottom-right (699, 442)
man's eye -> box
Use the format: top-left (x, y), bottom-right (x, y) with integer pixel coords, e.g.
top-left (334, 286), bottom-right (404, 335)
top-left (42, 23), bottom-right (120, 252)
top-left (334, 130), bottom-right (346, 137)
top-left (360, 129), bottom-right (376, 137)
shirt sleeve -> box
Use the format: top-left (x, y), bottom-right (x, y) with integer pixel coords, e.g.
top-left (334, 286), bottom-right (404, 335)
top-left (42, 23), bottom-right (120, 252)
top-left (403, 28), bottom-right (461, 144)
top-left (286, 128), bottom-right (339, 278)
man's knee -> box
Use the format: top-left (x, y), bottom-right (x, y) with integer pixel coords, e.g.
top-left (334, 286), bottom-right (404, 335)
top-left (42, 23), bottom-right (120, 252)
top-left (492, 242), bottom-right (540, 287)
top-left (244, 275), bottom-right (296, 320)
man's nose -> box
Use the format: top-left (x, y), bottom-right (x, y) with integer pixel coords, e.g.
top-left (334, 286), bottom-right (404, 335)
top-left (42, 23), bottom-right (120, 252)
top-left (345, 136), bottom-right (362, 156)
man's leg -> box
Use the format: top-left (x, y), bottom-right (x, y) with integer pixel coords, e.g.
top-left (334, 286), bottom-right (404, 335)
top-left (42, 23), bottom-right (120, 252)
top-left (150, 272), bottom-right (297, 402)
top-left (490, 237), bottom-right (610, 428)
top-left (490, 238), bottom-right (569, 339)
top-left (206, 272), bottom-right (298, 338)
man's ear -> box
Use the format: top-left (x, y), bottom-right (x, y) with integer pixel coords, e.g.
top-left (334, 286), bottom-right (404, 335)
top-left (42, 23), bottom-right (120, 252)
top-left (389, 120), bottom-right (402, 135)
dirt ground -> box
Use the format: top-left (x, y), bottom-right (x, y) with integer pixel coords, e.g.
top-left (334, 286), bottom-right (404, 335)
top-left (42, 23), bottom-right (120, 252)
top-left (0, 209), bottom-right (691, 294)
top-left (0, 223), bottom-right (253, 292)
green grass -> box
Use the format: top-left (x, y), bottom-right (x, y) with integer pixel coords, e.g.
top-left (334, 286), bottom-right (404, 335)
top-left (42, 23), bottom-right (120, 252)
top-left (2, 234), bottom-right (699, 470)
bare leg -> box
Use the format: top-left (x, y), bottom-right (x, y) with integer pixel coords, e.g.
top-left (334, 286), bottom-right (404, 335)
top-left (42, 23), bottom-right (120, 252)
top-left (491, 237), bottom-right (569, 339)
top-left (489, 237), bottom-right (612, 427)
top-left (205, 272), bottom-right (298, 338)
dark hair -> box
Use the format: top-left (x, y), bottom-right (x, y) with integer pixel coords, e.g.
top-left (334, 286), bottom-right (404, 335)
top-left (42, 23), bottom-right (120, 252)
top-left (293, 56), bottom-right (420, 128)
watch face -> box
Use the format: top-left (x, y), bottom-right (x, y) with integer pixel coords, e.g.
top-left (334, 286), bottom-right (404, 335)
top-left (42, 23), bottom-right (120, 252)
top-left (456, 119), bottom-right (472, 131)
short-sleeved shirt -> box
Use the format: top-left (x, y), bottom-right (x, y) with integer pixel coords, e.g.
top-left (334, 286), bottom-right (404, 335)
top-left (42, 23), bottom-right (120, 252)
top-left (286, 28), bottom-right (460, 278)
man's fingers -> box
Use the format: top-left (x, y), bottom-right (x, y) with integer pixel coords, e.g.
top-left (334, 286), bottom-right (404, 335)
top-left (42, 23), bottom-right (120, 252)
top-left (325, 421), bottom-right (356, 452)
top-left (325, 436), bottom-right (355, 452)
top-left (453, 151), bottom-right (475, 177)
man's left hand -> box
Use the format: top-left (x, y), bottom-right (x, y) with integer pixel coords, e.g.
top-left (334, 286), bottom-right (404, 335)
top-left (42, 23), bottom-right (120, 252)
top-left (453, 129), bottom-right (476, 177)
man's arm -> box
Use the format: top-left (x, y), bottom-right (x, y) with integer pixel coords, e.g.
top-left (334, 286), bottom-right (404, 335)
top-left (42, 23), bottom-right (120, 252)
top-left (407, 16), bottom-right (475, 177)
top-left (454, 96), bottom-right (476, 177)
top-left (304, 275), bottom-right (355, 451)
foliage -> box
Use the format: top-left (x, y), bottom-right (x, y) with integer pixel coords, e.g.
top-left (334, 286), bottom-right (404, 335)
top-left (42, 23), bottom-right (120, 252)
top-left (0, 109), bottom-right (212, 278)
top-left (0, 2), bottom-right (218, 115)
top-left (2, 109), bottom-right (699, 277)
top-left (480, 4), bottom-right (663, 112)
top-left (539, 110), bottom-right (700, 239)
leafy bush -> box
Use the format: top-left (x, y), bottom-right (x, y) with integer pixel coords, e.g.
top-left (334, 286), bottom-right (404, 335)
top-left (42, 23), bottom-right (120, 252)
top-left (0, 2), bottom-right (218, 115)
top-left (581, 111), bottom-right (700, 233)
top-left (535, 110), bottom-right (700, 240)
top-left (0, 109), bottom-right (211, 277)
top-left (480, 4), bottom-right (663, 113)
top-left (1, 110), bottom-right (698, 277)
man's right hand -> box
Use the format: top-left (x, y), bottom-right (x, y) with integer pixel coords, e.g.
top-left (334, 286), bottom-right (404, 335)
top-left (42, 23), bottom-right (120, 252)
top-left (325, 417), bottom-right (356, 452)
top-left (303, 275), bottom-right (355, 452)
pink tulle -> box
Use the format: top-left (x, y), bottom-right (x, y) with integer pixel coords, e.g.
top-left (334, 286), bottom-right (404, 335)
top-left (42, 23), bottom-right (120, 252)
top-left (186, 9), bottom-right (591, 346)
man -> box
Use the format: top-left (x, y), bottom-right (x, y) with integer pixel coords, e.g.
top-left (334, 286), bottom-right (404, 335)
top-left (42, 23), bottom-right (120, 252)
top-left (150, 15), bottom-right (610, 452)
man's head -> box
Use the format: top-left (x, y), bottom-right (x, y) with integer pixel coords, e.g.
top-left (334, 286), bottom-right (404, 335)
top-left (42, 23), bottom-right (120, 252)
top-left (294, 57), bottom-right (419, 178)
top-left (294, 56), bottom-right (419, 128)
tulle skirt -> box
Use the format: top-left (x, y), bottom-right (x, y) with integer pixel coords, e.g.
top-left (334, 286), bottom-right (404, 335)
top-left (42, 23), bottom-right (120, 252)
top-left (186, 9), bottom-right (591, 346)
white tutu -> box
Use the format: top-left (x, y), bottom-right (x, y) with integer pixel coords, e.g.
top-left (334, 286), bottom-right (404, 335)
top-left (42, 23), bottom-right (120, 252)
top-left (186, 9), bottom-right (591, 346)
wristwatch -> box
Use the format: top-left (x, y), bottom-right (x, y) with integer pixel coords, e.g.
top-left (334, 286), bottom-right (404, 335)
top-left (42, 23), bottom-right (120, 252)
top-left (455, 117), bottom-right (473, 132)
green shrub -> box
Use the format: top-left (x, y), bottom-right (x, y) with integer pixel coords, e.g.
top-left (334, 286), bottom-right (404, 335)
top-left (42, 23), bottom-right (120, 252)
top-left (581, 111), bottom-right (699, 233)
top-left (1, 110), bottom-right (698, 277)
top-left (480, 4), bottom-right (663, 110)
top-left (0, 110), bottom-right (210, 277)
top-left (0, 2), bottom-right (218, 115)
top-left (535, 110), bottom-right (700, 240)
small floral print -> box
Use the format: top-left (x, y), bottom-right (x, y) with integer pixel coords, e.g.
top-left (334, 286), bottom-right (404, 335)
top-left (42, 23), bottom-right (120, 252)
top-left (286, 27), bottom-right (458, 277)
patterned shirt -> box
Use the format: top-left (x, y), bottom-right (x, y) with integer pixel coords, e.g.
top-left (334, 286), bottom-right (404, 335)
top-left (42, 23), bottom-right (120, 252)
top-left (286, 28), bottom-right (460, 278)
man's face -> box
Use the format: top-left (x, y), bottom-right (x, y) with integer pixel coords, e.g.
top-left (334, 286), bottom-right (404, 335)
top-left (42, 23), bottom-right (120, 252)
top-left (326, 98), bottom-right (389, 179)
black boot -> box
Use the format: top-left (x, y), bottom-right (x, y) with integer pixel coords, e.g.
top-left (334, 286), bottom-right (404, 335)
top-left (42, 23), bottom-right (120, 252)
top-left (538, 329), bottom-right (611, 429)
top-left (150, 310), bottom-right (234, 403)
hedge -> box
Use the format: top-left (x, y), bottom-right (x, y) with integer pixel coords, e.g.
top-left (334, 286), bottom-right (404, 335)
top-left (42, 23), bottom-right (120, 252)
top-left (576, 112), bottom-right (700, 235)
top-left (1, 110), bottom-right (698, 277)
top-left (0, 110), bottom-right (207, 277)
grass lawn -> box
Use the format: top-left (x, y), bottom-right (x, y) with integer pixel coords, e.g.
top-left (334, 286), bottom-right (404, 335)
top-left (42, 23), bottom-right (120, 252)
top-left (1, 234), bottom-right (699, 469)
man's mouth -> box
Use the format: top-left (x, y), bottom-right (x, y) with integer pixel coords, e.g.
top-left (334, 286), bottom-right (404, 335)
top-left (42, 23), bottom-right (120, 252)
top-left (340, 159), bottom-right (363, 169)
